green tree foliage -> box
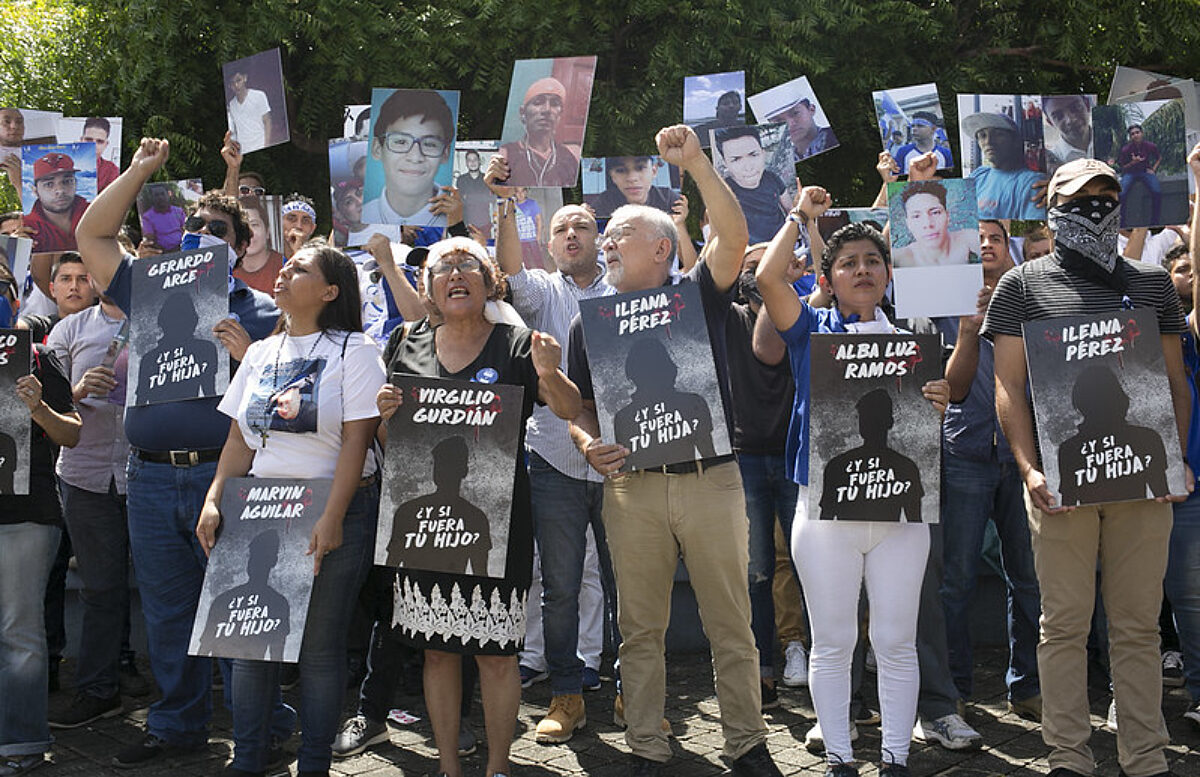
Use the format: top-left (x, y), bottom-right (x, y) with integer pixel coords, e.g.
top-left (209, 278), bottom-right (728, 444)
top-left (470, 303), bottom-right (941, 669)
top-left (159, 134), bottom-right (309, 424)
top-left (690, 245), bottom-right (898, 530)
top-left (4, 0), bottom-right (1200, 222)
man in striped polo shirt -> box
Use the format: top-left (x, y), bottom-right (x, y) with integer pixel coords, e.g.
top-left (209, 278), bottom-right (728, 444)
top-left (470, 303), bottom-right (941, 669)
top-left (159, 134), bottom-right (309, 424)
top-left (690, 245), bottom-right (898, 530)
top-left (983, 158), bottom-right (1191, 777)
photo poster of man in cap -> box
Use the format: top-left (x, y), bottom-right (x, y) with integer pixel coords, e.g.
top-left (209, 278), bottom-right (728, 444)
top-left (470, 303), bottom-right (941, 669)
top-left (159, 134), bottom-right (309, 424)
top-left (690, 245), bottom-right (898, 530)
top-left (1023, 309), bottom-right (1186, 507)
top-left (956, 94), bottom-right (1047, 220)
top-left (578, 282), bottom-right (732, 473)
top-left (747, 74), bottom-right (840, 163)
top-left (126, 245), bottom-right (231, 406)
top-left (20, 142), bottom-right (97, 253)
top-left (189, 477), bottom-right (332, 662)
top-left (807, 333), bottom-right (941, 523)
top-left (1093, 100), bottom-right (1189, 229)
top-left (499, 56), bottom-right (597, 188)
top-left (0, 328), bottom-right (32, 495)
top-left (375, 375), bottom-right (525, 579)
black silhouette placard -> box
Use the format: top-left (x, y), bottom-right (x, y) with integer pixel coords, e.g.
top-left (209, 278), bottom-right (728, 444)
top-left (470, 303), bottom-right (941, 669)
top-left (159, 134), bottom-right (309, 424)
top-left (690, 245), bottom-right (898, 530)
top-left (189, 478), bottom-right (332, 662)
top-left (375, 375), bottom-right (525, 578)
top-left (0, 329), bottom-right (31, 495)
top-left (1023, 309), bottom-right (1185, 506)
top-left (127, 245), bottom-right (230, 406)
top-left (578, 283), bottom-right (731, 472)
top-left (808, 333), bottom-right (941, 522)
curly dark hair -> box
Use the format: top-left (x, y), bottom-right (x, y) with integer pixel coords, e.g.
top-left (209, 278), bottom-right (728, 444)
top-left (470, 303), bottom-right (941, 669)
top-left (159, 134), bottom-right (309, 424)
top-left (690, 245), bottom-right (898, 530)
top-left (820, 222), bottom-right (890, 282)
top-left (193, 190), bottom-right (252, 251)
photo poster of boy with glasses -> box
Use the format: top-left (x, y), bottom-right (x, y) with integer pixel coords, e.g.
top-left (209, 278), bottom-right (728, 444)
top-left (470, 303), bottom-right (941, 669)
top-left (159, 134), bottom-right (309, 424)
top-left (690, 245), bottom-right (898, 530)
top-left (0, 328), bottom-right (31, 495)
top-left (126, 245), bottom-right (230, 407)
top-left (135, 179), bottom-right (203, 253)
top-left (363, 88), bottom-right (461, 231)
top-left (21, 142), bottom-right (97, 254)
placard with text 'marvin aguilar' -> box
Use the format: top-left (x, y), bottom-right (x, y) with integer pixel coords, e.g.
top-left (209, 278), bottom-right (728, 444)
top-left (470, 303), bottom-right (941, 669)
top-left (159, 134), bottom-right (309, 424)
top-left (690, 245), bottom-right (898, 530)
top-left (1024, 309), bottom-right (1186, 507)
top-left (579, 282), bottom-right (732, 472)
top-left (808, 333), bottom-right (941, 523)
top-left (127, 245), bottom-right (231, 406)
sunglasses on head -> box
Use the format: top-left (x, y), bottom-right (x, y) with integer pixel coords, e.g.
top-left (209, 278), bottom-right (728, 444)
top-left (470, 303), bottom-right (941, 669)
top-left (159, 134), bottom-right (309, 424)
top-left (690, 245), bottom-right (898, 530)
top-left (184, 215), bottom-right (230, 239)
top-left (238, 184), bottom-right (266, 197)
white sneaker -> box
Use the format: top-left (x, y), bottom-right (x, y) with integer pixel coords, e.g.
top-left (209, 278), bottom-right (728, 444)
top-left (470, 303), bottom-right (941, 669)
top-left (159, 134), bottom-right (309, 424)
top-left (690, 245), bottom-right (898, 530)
top-left (1163, 650), bottom-right (1185, 687)
top-left (803, 720), bottom-right (858, 755)
top-left (1105, 699), bottom-right (1118, 732)
top-left (782, 641), bottom-right (809, 687)
top-left (912, 713), bottom-right (982, 751)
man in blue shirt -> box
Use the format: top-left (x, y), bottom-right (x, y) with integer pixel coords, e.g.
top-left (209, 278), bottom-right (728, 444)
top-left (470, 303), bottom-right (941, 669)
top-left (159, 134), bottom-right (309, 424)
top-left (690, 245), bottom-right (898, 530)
top-left (962, 111), bottom-right (1045, 220)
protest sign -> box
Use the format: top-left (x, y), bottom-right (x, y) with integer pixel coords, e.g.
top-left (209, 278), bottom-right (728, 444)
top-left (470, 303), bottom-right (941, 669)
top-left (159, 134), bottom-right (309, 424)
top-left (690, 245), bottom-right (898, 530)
top-left (816, 208), bottom-right (889, 242)
top-left (808, 333), bottom-right (941, 522)
top-left (21, 142), bottom-right (96, 253)
top-left (189, 478), bottom-right (331, 662)
top-left (0, 235), bottom-right (33, 297)
top-left (873, 83), bottom-right (952, 174)
top-left (499, 56), bottom-right (597, 187)
top-left (710, 122), bottom-right (798, 245)
top-left (886, 178), bottom-right (982, 318)
top-left (684, 71), bottom-right (746, 147)
top-left (222, 48), bottom-right (289, 154)
top-left (454, 140), bottom-right (500, 239)
top-left (376, 376), bottom-right (525, 578)
top-left (748, 75), bottom-right (840, 162)
top-left (581, 156), bottom-right (681, 218)
top-left (57, 116), bottom-right (122, 191)
top-left (1093, 100), bottom-right (1189, 229)
top-left (136, 179), bottom-right (202, 253)
top-left (1023, 309), bottom-right (1185, 507)
top-left (127, 245), bottom-right (230, 406)
top-left (0, 329), bottom-right (31, 495)
top-left (578, 283), bottom-right (731, 472)
top-left (1041, 95), bottom-right (1096, 175)
top-left (956, 94), bottom-right (1047, 221)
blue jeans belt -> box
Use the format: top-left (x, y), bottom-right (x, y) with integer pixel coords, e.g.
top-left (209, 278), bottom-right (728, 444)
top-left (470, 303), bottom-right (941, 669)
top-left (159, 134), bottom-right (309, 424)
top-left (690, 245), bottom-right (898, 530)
top-left (133, 447), bottom-right (222, 467)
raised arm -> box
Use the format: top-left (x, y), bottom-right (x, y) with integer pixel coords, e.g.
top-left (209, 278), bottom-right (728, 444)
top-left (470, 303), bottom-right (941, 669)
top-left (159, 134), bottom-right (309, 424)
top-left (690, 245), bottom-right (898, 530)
top-left (671, 193), bottom-right (699, 272)
top-left (752, 304), bottom-right (787, 366)
top-left (486, 157), bottom-right (524, 278)
top-left (365, 233), bottom-right (424, 321)
top-left (531, 331), bottom-right (581, 421)
top-left (656, 124), bottom-right (746, 291)
top-left (220, 131), bottom-right (243, 198)
top-left (944, 287), bottom-right (992, 402)
top-left (76, 137), bottom-right (170, 289)
top-left (756, 185), bottom-right (829, 332)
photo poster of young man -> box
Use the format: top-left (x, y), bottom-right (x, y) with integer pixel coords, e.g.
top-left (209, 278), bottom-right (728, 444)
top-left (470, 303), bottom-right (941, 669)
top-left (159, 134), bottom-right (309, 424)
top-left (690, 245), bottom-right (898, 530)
top-left (886, 177), bottom-right (982, 319)
top-left (375, 375), bottom-right (525, 579)
top-left (807, 333), bottom-right (941, 523)
top-left (499, 56), bottom-right (597, 188)
top-left (684, 70), bottom-right (747, 148)
top-left (21, 142), bottom-right (96, 253)
top-left (126, 244), bottom-right (231, 406)
top-left (1093, 99), bottom-right (1189, 229)
top-left (1023, 309), bottom-right (1186, 508)
top-left (873, 82), bottom-right (952, 175)
top-left (222, 47), bottom-right (290, 154)
top-left (0, 328), bottom-right (31, 495)
top-left (578, 282), bottom-right (732, 473)
top-left (189, 477), bottom-right (332, 662)
top-left (581, 156), bottom-right (682, 219)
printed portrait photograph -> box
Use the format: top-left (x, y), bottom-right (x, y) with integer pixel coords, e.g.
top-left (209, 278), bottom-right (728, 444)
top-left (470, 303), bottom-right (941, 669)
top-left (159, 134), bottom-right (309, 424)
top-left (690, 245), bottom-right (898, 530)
top-left (454, 140), bottom-right (500, 240)
top-left (343, 103), bottom-right (370, 140)
top-left (0, 235), bottom-right (33, 300)
top-left (747, 75), bottom-right (839, 162)
top-left (1093, 100), bottom-right (1189, 229)
top-left (136, 179), bottom-right (204, 253)
top-left (710, 122), bottom-right (798, 245)
top-left (1041, 95), bottom-right (1096, 175)
top-left (57, 116), bottom-right (123, 192)
top-left (581, 156), bottom-right (681, 218)
top-left (956, 93), bottom-right (1047, 220)
top-left (222, 48), bottom-right (290, 155)
top-left (21, 142), bottom-right (97, 254)
top-left (684, 70), bottom-right (746, 147)
top-left (873, 83), bottom-right (952, 174)
top-left (0, 108), bottom-right (61, 148)
top-left (499, 56), bottom-right (597, 187)
top-left (365, 88), bottom-right (460, 230)
top-left (328, 138), bottom-right (369, 247)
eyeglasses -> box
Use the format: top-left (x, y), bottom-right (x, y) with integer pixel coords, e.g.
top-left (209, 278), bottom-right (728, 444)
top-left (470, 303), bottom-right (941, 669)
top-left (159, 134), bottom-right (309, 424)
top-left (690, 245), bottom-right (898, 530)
top-left (184, 215), bottom-right (230, 239)
top-left (429, 256), bottom-right (483, 276)
top-left (238, 184), bottom-right (266, 197)
top-left (381, 132), bottom-right (447, 158)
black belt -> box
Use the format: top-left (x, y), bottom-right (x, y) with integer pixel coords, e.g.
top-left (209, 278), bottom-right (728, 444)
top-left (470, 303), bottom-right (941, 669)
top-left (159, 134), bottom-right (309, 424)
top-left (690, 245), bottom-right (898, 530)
top-left (133, 447), bottom-right (222, 467)
top-left (656, 453), bottom-right (736, 475)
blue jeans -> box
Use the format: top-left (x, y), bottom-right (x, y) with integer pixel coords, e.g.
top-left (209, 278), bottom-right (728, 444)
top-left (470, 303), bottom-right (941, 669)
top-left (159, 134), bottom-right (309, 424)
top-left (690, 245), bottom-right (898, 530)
top-left (738, 453), bottom-right (799, 675)
top-left (232, 482), bottom-right (379, 773)
top-left (62, 480), bottom-right (129, 699)
top-left (0, 522), bottom-right (60, 757)
top-left (528, 452), bottom-right (614, 695)
top-left (1166, 495), bottom-right (1200, 702)
top-left (916, 524), bottom-right (963, 720)
top-left (940, 454), bottom-right (1040, 701)
top-left (1120, 171), bottom-right (1163, 225)
top-left (127, 456), bottom-right (293, 747)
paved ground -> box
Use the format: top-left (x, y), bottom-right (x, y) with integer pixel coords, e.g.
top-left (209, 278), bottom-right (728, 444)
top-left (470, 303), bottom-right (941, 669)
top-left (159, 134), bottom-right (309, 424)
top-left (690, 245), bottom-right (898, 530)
top-left (40, 647), bottom-right (1200, 776)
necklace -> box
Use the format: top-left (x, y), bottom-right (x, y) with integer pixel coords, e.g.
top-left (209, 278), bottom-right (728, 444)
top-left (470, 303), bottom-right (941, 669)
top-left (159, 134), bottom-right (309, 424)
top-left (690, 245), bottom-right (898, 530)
top-left (258, 331), bottom-right (324, 448)
top-left (523, 138), bottom-right (557, 187)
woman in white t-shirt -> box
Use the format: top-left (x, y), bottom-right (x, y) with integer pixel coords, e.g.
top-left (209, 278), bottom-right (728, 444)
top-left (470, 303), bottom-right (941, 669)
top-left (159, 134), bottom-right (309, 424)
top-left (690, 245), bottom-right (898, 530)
top-left (196, 242), bottom-right (386, 775)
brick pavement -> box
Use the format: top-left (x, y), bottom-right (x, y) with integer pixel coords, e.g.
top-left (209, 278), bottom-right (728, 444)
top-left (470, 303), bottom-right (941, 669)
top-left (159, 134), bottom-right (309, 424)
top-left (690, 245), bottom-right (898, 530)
top-left (39, 647), bottom-right (1200, 776)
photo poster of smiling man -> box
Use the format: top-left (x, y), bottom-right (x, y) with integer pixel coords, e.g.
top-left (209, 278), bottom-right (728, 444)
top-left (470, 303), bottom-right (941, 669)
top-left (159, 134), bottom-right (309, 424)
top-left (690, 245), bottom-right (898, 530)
top-left (363, 88), bottom-right (461, 230)
top-left (581, 156), bottom-right (682, 219)
top-left (808, 333), bottom-right (941, 523)
top-left (710, 122), bottom-right (798, 246)
top-left (499, 56), bottom-right (597, 188)
top-left (0, 328), bottom-right (31, 495)
top-left (1023, 309), bottom-right (1186, 507)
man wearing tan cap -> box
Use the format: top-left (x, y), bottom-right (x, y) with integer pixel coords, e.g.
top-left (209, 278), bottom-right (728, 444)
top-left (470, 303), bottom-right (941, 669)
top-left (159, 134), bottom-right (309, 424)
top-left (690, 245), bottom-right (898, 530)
top-left (500, 77), bottom-right (580, 187)
top-left (983, 157), bottom-right (1190, 777)
top-left (962, 110), bottom-right (1045, 221)
top-left (25, 151), bottom-right (90, 253)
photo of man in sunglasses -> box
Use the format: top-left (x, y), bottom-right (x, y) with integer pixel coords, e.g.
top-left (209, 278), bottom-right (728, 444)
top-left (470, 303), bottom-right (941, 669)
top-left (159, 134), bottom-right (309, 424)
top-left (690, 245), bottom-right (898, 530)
top-left (363, 89), bottom-right (457, 228)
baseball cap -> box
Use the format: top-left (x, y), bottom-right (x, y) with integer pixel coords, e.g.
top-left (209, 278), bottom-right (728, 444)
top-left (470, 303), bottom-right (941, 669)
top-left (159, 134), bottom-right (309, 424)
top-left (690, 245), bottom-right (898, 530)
top-left (960, 112), bottom-right (1019, 137)
top-left (1046, 158), bottom-right (1120, 203)
top-left (33, 152), bottom-right (77, 182)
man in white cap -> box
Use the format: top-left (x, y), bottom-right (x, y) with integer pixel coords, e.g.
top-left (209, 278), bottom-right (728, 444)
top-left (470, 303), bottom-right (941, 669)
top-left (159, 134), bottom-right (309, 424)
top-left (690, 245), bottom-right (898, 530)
top-left (983, 157), bottom-right (1191, 777)
top-left (962, 110), bottom-right (1045, 220)
top-left (500, 77), bottom-right (580, 187)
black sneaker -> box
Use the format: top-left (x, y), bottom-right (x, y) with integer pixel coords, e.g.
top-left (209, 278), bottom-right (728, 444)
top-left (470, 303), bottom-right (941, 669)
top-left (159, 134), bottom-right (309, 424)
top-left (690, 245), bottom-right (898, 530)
top-left (0, 754), bottom-right (45, 776)
top-left (879, 762), bottom-right (910, 777)
top-left (628, 754), bottom-right (662, 776)
top-left (825, 759), bottom-right (859, 777)
top-left (760, 681), bottom-right (779, 711)
top-left (48, 691), bottom-right (122, 729)
top-left (331, 714), bottom-right (388, 757)
top-left (119, 660), bottom-right (152, 698)
top-left (730, 742), bottom-right (784, 777)
top-left (111, 734), bottom-right (202, 769)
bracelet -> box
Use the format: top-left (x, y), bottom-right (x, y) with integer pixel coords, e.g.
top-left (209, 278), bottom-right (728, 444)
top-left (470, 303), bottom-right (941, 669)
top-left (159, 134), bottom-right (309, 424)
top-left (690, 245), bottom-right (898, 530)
top-left (786, 212), bottom-right (807, 227)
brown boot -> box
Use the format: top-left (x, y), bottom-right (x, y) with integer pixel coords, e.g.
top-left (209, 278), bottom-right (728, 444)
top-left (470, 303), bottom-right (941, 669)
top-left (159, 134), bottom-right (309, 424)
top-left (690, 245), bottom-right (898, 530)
top-left (536, 693), bottom-right (587, 743)
top-left (613, 693), bottom-right (673, 737)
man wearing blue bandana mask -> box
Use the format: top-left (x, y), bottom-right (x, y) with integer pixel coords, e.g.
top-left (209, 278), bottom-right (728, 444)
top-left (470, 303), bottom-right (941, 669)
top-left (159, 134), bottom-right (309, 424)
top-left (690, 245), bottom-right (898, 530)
top-left (73, 138), bottom-right (289, 769)
top-left (983, 157), bottom-right (1192, 777)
